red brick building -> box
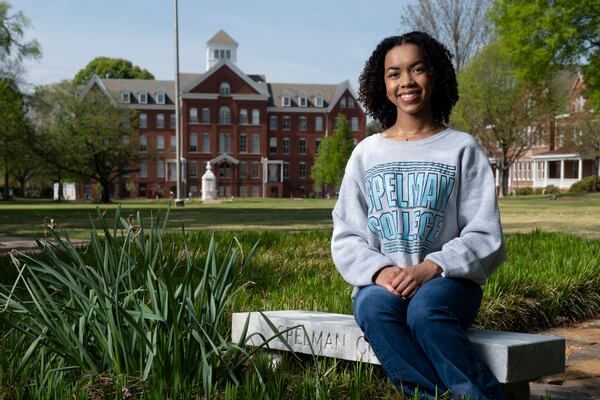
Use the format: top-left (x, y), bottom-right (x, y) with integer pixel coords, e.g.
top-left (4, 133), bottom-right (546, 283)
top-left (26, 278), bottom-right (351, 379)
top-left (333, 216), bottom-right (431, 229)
top-left (83, 30), bottom-right (366, 199)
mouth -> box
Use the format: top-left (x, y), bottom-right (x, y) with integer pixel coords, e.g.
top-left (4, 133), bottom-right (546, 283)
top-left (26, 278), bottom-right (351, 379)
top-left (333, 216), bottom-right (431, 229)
top-left (398, 92), bottom-right (420, 103)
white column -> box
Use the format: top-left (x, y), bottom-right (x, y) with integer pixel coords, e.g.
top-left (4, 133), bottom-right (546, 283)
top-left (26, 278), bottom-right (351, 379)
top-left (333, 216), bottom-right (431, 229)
top-left (578, 158), bottom-right (583, 180)
top-left (560, 160), bottom-right (565, 188)
top-left (533, 161), bottom-right (538, 186)
top-left (495, 166), bottom-right (499, 187)
top-left (544, 161), bottom-right (548, 186)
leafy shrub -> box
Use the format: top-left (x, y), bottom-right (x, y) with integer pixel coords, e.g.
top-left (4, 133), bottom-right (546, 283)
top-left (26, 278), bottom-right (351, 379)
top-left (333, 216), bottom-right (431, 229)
top-left (0, 208), bottom-right (264, 397)
top-left (533, 187), bottom-right (544, 195)
top-left (516, 187), bottom-right (534, 196)
top-left (543, 185), bottom-right (560, 194)
top-left (569, 175), bottom-right (600, 193)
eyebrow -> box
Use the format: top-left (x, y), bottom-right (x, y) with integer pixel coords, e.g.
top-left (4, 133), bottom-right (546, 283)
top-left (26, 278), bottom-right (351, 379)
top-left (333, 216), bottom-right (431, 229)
top-left (385, 60), bottom-right (427, 72)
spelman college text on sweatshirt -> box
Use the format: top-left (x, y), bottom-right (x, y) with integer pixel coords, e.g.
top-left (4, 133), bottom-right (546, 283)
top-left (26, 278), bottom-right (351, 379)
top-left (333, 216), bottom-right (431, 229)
top-left (331, 128), bottom-right (505, 293)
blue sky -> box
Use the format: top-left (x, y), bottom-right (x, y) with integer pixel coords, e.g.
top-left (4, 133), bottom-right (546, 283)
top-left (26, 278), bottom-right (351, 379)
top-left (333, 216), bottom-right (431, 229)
top-left (16, 0), bottom-right (413, 88)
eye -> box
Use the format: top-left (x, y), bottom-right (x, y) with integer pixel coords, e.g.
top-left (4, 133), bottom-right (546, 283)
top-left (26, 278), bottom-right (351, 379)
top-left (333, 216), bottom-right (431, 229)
top-left (387, 71), bottom-right (399, 79)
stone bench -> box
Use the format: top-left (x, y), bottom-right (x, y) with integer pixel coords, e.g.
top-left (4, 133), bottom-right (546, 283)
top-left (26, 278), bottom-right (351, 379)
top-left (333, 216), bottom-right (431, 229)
top-left (231, 310), bottom-right (566, 400)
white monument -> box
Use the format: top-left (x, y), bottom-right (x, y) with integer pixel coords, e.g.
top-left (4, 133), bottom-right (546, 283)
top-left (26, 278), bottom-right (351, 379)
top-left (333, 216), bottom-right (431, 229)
top-left (201, 161), bottom-right (218, 202)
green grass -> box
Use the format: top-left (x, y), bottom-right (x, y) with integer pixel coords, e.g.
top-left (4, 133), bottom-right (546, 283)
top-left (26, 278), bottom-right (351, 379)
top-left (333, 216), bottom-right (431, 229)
top-left (1, 192), bottom-right (599, 239)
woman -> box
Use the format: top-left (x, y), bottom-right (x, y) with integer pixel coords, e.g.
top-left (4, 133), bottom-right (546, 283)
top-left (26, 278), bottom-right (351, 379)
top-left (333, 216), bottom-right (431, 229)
top-left (331, 31), bottom-right (506, 399)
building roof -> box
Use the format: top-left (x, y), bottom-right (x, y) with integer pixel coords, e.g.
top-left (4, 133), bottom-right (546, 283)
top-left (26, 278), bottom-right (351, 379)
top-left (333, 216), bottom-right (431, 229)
top-left (98, 73), bottom-right (203, 104)
top-left (267, 83), bottom-right (341, 108)
top-left (207, 30), bottom-right (238, 47)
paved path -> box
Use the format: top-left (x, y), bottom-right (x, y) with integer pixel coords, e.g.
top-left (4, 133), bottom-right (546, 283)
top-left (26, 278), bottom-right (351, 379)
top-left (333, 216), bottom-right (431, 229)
top-left (530, 319), bottom-right (600, 399)
top-left (0, 236), bottom-right (87, 254)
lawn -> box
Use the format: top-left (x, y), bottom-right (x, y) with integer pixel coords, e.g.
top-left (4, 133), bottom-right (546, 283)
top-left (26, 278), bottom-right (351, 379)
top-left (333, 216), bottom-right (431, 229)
top-left (0, 193), bottom-right (599, 239)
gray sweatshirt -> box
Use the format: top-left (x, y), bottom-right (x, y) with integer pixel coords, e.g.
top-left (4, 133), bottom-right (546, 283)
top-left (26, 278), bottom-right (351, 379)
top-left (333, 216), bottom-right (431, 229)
top-left (331, 128), bottom-right (504, 293)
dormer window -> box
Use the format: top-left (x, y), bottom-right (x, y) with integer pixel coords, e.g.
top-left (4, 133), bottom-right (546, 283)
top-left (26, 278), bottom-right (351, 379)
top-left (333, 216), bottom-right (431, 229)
top-left (139, 91), bottom-right (148, 104)
top-left (315, 93), bottom-right (323, 107)
top-left (156, 92), bottom-right (165, 105)
top-left (214, 49), bottom-right (232, 60)
top-left (348, 97), bottom-right (355, 108)
top-left (121, 91), bottom-right (131, 103)
top-left (340, 97), bottom-right (347, 108)
top-left (298, 91), bottom-right (307, 107)
top-left (574, 95), bottom-right (586, 112)
top-left (282, 91), bottom-right (291, 107)
top-left (220, 82), bottom-right (231, 96)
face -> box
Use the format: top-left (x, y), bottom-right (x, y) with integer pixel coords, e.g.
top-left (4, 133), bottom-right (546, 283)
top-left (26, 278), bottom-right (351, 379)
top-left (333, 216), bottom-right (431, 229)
top-left (383, 43), bottom-right (434, 122)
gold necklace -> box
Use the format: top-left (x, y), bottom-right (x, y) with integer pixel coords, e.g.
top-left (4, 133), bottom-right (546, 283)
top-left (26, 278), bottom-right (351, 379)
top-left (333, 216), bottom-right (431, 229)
top-left (389, 125), bottom-right (441, 141)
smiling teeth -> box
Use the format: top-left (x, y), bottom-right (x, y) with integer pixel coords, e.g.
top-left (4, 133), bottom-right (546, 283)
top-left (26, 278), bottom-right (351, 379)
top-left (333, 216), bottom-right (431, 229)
top-left (401, 94), bottom-right (418, 99)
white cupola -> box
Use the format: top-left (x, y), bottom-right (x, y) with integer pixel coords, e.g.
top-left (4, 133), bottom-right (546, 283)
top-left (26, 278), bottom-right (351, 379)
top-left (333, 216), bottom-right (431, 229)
top-left (206, 30), bottom-right (238, 71)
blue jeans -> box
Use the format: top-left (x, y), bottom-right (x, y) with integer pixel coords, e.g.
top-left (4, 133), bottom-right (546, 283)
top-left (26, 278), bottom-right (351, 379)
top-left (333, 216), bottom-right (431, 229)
top-left (353, 277), bottom-right (505, 400)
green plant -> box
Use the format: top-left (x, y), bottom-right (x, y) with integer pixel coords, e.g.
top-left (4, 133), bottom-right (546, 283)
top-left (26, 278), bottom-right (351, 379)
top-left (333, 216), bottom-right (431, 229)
top-left (533, 187), bottom-right (544, 195)
top-left (543, 185), bottom-right (560, 195)
top-left (516, 187), bottom-right (534, 196)
top-left (569, 175), bottom-right (600, 193)
top-left (0, 207), bottom-right (265, 396)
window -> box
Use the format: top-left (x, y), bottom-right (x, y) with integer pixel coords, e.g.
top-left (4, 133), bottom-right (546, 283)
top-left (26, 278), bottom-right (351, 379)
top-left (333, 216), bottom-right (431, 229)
top-left (348, 97), bottom-right (355, 108)
top-left (283, 138), bottom-right (290, 154)
top-left (299, 138), bottom-right (306, 154)
top-left (219, 163), bottom-right (232, 178)
top-left (351, 117), bottom-right (359, 132)
top-left (170, 113), bottom-right (176, 129)
top-left (189, 161), bottom-right (197, 177)
top-left (214, 49), bottom-right (219, 59)
top-left (239, 161), bottom-right (247, 178)
top-left (220, 82), bottom-right (231, 96)
top-left (239, 109), bottom-right (248, 124)
top-left (156, 92), bottom-right (165, 105)
top-left (340, 97), bottom-right (347, 108)
top-left (299, 116), bottom-right (307, 131)
top-left (239, 134), bottom-right (247, 153)
top-left (252, 109), bottom-right (260, 125)
top-left (189, 133), bottom-right (198, 152)
top-left (316, 138), bottom-right (321, 154)
top-left (283, 163), bottom-right (289, 179)
top-left (283, 116), bottom-right (291, 130)
top-left (157, 136), bottom-right (165, 152)
top-left (156, 113), bottom-right (165, 129)
top-left (139, 91), bottom-right (148, 104)
top-left (299, 162), bottom-right (307, 178)
top-left (139, 113), bottom-right (147, 129)
top-left (190, 185), bottom-right (198, 195)
top-left (157, 160), bottom-right (165, 179)
top-left (219, 106), bottom-right (231, 124)
top-left (252, 134), bottom-right (260, 154)
top-left (202, 133), bottom-right (210, 153)
top-left (298, 91), bottom-right (307, 107)
top-left (139, 161), bottom-right (148, 178)
top-left (225, 49), bottom-right (231, 59)
top-left (170, 136), bottom-right (176, 152)
top-left (189, 107), bottom-right (198, 123)
top-left (139, 135), bottom-right (147, 152)
top-left (122, 91), bottom-right (131, 103)
top-left (269, 137), bottom-right (277, 154)
top-left (252, 162), bottom-right (260, 179)
top-left (269, 115), bottom-right (278, 130)
top-left (201, 108), bottom-right (210, 123)
top-left (252, 186), bottom-right (260, 197)
top-left (315, 116), bottom-right (323, 131)
top-left (219, 133), bottom-right (232, 153)
top-left (335, 116), bottom-right (340, 128)
top-left (315, 94), bottom-right (323, 107)
top-left (239, 185), bottom-right (247, 198)
top-left (282, 91), bottom-right (291, 107)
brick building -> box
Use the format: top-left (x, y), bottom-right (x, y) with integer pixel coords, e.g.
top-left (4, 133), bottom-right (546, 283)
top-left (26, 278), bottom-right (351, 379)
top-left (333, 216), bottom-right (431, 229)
top-left (83, 30), bottom-right (366, 199)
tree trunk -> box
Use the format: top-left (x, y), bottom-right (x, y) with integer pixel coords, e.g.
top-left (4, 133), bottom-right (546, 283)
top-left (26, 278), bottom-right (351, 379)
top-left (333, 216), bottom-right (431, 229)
top-left (594, 156), bottom-right (600, 192)
top-left (500, 166), bottom-right (510, 198)
top-left (2, 167), bottom-right (9, 201)
top-left (101, 182), bottom-right (111, 203)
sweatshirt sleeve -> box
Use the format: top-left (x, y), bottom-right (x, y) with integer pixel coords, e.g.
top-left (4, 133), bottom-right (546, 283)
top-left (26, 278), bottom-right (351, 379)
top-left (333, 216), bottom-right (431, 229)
top-left (425, 158), bottom-right (505, 284)
top-left (331, 152), bottom-right (396, 287)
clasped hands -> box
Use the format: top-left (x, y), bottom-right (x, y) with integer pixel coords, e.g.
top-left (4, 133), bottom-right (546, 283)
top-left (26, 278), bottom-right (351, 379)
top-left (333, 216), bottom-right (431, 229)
top-left (373, 260), bottom-right (442, 299)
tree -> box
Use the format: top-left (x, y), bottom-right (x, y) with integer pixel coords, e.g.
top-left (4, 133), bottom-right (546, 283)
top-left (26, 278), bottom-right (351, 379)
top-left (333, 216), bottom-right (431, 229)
top-left (565, 109), bottom-right (600, 190)
top-left (367, 119), bottom-right (383, 136)
top-left (492, 0), bottom-right (600, 106)
top-left (311, 114), bottom-right (354, 193)
top-left (73, 57), bottom-right (154, 85)
top-left (0, 78), bottom-right (28, 200)
top-left (399, 0), bottom-right (492, 71)
top-left (452, 41), bottom-right (557, 197)
top-left (32, 82), bottom-right (142, 203)
top-left (0, 2), bottom-right (41, 67)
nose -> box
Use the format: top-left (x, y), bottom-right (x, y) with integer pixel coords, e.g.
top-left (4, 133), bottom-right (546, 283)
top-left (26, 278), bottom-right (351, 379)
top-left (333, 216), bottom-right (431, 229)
top-left (400, 74), bottom-right (415, 88)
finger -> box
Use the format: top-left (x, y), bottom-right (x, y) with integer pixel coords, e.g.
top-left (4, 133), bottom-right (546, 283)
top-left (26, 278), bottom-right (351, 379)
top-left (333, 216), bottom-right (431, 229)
top-left (382, 283), bottom-right (401, 297)
top-left (394, 276), bottom-right (415, 295)
top-left (401, 282), bottom-right (419, 298)
top-left (391, 270), bottom-right (407, 288)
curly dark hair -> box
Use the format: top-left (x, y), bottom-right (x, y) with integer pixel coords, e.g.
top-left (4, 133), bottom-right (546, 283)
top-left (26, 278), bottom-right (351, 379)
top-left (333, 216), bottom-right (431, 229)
top-left (358, 31), bottom-right (458, 129)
